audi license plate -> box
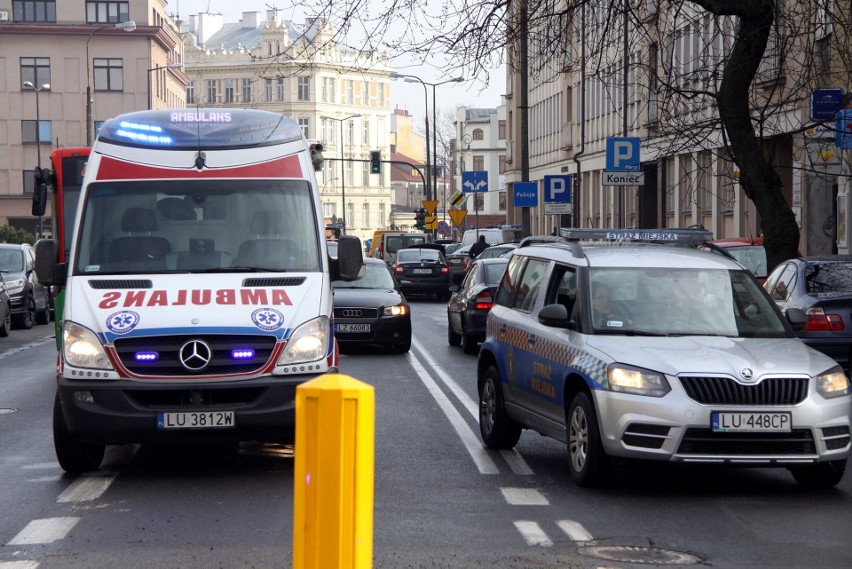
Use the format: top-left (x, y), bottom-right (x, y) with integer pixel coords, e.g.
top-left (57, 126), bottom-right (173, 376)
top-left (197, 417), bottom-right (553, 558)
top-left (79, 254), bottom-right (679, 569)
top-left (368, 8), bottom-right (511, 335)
top-left (157, 411), bottom-right (235, 429)
top-left (413, 268), bottom-right (432, 274)
top-left (336, 323), bottom-right (370, 333)
top-left (711, 411), bottom-right (791, 433)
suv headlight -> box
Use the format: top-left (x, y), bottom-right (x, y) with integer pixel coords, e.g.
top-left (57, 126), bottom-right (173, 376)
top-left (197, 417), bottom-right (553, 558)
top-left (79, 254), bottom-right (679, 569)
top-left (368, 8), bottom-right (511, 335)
top-left (278, 316), bottom-right (330, 365)
top-left (63, 321), bottom-right (113, 370)
top-left (607, 364), bottom-right (671, 397)
top-left (815, 366), bottom-right (850, 399)
top-left (5, 278), bottom-right (25, 295)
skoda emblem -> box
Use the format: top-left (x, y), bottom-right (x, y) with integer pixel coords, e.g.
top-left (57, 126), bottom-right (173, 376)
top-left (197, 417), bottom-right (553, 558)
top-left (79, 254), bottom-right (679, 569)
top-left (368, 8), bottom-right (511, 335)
top-left (740, 367), bottom-right (754, 381)
top-left (179, 340), bottom-right (212, 372)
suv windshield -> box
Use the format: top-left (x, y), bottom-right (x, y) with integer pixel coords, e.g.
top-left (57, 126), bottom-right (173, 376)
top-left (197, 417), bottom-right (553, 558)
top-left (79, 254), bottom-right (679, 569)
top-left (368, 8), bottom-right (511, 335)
top-left (0, 249), bottom-right (24, 273)
top-left (74, 180), bottom-right (321, 275)
top-left (589, 267), bottom-right (787, 337)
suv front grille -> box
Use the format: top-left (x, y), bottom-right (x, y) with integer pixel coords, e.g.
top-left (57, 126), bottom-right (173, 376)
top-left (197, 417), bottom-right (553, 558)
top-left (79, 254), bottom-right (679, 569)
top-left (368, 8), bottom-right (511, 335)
top-left (678, 428), bottom-right (816, 455)
top-left (113, 334), bottom-right (277, 376)
top-left (680, 376), bottom-right (808, 405)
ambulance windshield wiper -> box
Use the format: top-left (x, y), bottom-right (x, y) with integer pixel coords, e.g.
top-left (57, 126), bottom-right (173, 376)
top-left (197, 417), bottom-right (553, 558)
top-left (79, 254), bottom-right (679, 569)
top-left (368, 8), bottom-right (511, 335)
top-left (198, 266), bottom-right (281, 273)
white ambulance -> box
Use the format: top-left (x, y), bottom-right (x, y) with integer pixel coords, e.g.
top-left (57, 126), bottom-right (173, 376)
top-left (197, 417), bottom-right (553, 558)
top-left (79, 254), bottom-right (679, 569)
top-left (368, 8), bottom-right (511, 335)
top-left (34, 109), bottom-right (363, 472)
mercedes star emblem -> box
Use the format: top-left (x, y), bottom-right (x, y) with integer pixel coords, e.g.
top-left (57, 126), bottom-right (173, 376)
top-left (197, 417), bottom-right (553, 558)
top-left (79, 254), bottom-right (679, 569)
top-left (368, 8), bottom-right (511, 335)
top-left (179, 339), bottom-right (212, 371)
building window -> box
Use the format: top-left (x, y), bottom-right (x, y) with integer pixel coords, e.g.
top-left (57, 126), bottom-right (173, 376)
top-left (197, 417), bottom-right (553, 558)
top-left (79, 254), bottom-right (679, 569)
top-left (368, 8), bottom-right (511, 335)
top-left (242, 78), bottom-right (252, 103)
top-left (473, 129), bottom-right (484, 140)
top-left (93, 58), bottom-right (123, 91)
top-left (362, 203), bottom-right (370, 227)
top-left (207, 80), bottom-right (217, 103)
top-left (499, 155), bottom-right (506, 175)
top-left (378, 83), bottom-right (385, 107)
top-left (298, 118), bottom-right (310, 139)
top-left (473, 155), bottom-right (484, 171)
top-left (346, 80), bottom-right (354, 104)
top-left (498, 120), bottom-right (506, 139)
top-left (86, 1), bottom-right (129, 23)
top-left (379, 203), bottom-right (386, 227)
top-left (186, 81), bottom-right (195, 104)
top-left (362, 121), bottom-right (369, 147)
top-left (265, 79), bottom-right (273, 101)
top-left (474, 194), bottom-right (484, 209)
top-left (348, 121), bottom-right (355, 146)
top-left (13, 0), bottom-right (56, 22)
top-left (362, 81), bottom-right (369, 104)
top-left (277, 78), bottom-right (285, 101)
top-left (499, 191), bottom-right (507, 210)
top-left (322, 202), bottom-right (337, 218)
top-left (298, 77), bottom-right (310, 101)
top-left (20, 57), bottom-right (51, 88)
top-left (224, 79), bottom-right (235, 103)
top-left (23, 169), bottom-right (38, 194)
top-left (22, 120), bottom-right (52, 144)
top-left (346, 202), bottom-right (354, 228)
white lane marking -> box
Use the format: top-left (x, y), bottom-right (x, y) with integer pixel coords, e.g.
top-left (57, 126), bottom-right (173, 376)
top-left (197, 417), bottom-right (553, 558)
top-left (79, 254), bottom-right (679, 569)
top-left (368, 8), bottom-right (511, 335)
top-left (412, 337), bottom-right (533, 475)
top-left (8, 518), bottom-right (79, 545)
top-left (21, 463), bottom-right (59, 470)
top-left (0, 561), bottom-right (40, 569)
top-left (57, 473), bottom-right (117, 503)
top-left (514, 520), bottom-right (553, 547)
top-left (0, 336), bottom-right (55, 361)
top-left (500, 487), bottom-right (549, 506)
top-left (556, 519), bottom-right (594, 542)
top-left (406, 350), bottom-right (499, 475)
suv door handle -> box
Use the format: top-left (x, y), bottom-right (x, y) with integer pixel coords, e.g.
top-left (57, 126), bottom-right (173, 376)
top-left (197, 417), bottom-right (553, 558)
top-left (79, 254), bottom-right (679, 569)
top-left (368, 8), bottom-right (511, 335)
top-left (527, 334), bottom-right (536, 347)
top-left (497, 323), bottom-right (508, 337)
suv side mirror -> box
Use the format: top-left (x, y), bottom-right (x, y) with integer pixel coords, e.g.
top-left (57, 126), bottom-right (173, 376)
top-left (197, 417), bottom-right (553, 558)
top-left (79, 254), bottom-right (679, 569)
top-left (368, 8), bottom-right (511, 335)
top-left (538, 303), bottom-right (574, 329)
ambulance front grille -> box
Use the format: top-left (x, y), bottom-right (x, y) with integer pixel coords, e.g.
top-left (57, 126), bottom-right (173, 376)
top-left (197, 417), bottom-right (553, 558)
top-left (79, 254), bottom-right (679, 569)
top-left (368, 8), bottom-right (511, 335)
top-left (113, 334), bottom-right (278, 376)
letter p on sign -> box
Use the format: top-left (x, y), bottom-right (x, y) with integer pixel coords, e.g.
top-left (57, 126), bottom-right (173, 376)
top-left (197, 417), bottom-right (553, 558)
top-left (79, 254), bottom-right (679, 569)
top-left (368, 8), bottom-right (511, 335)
top-left (606, 137), bottom-right (641, 172)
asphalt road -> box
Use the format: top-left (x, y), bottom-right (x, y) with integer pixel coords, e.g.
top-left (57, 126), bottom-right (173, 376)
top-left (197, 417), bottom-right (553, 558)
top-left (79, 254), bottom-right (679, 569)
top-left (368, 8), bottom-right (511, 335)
top-left (1, 304), bottom-right (851, 568)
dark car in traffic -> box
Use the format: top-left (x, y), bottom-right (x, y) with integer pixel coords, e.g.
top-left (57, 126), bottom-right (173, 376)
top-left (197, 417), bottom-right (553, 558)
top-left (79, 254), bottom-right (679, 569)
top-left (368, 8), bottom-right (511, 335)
top-left (475, 243), bottom-right (519, 261)
top-left (447, 257), bottom-right (509, 354)
top-left (764, 256), bottom-right (852, 371)
top-left (0, 274), bottom-right (12, 337)
top-left (392, 244), bottom-right (452, 301)
top-left (0, 243), bottom-right (52, 329)
top-left (332, 258), bottom-right (412, 353)
top-left (445, 243), bottom-right (473, 284)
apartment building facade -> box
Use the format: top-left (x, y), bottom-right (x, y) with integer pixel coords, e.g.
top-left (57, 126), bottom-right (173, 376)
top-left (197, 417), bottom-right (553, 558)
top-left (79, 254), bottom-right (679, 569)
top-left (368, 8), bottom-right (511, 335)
top-left (0, 0), bottom-right (186, 236)
top-left (502, 0), bottom-right (851, 254)
top-left (182, 10), bottom-right (395, 244)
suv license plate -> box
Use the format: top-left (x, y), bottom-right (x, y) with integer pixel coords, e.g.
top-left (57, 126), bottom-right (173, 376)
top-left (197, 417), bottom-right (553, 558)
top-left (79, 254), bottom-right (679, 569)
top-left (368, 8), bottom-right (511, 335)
top-left (157, 411), bottom-right (235, 429)
top-left (711, 411), bottom-right (791, 433)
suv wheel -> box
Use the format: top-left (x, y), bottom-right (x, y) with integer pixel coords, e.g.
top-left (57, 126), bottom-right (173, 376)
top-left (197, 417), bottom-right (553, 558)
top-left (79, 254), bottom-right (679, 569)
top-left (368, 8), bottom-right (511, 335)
top-left (567, 391), bottom-right (613, 486)
top-left (16, 295), bottom-right (36, 329)
top-left (479, 365), bottom-right (521, 448)
top-left (790, 459), bottom-right (846, 489)
top-left (53, 390), bottom-right (105, 473)
top-left (36, 294), bottom-right (52, 325)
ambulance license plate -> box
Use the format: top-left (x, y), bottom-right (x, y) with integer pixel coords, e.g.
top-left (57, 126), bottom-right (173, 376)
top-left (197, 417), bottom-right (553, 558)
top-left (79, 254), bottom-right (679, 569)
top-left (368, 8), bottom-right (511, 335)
top-left (711, 411), bottom-right (791, 433)
top-left (157, 411), bottom-right (235, 429)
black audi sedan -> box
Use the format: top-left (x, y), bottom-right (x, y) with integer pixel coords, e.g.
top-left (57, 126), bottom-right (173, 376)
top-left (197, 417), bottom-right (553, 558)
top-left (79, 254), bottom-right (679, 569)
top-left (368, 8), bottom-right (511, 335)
top-left (764, 255), bottom-right (852, 372)
top-left (332, 258), bottom-right (412, 353)
top-left (447, 257), bottom-right (509, 354)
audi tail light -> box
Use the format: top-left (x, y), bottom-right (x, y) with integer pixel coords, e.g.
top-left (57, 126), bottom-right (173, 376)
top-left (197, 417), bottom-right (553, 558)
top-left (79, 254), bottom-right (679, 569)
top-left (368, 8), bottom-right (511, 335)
top-left (804, 307), bottom-right (845, 331)
top-left (441, 266), bottom-right (449, 274)
top-left (394, 266), bottom-right (403, 274)
top-left (474, 290), bottom-right (493, 310)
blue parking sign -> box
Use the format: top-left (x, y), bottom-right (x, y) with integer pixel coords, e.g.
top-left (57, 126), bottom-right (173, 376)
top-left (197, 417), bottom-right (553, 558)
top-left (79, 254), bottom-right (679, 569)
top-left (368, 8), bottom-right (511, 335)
top-left (606, 138), bottom-right (641, 172)
top-left (544, 175), bottom-right (572, 203)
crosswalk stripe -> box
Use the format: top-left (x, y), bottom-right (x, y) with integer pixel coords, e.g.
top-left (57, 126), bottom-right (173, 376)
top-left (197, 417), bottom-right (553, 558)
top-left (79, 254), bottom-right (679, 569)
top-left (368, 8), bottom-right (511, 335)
top-left (57, 473), bottom-right (117, 503)
top-left (513, 520), bottom-right (552, 547)
top-left (500, 487), bottom-right (549, 505)
top-left (8, 518), bottom-right (79, 545)
top-left (0, 561), bottom-right (40, 568)
top-left (556, 519), bottom-right (593, 542)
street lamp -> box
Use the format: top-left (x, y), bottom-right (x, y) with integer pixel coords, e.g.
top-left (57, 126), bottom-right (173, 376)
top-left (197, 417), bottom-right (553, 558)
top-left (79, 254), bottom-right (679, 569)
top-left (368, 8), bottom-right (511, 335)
top-left (23, 80), bottom-right (50, 238)
top-left (86, 20), bottom-right (136, 145)
top-left (389, 73), bottom-right (431, 202)
top-left (148, 63), bottom-right (183, 110)
top-left (320, 113), bottom-right (362, 234)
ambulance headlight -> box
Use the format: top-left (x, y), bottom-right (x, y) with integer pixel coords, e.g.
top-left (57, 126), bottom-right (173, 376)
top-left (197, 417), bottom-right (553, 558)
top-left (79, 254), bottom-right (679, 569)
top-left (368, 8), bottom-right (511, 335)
top-left (607, 364), bottom-right (670, 397)
top-left (815, 366), bottom-right (850, 399)
top-left (63, 321), bottom-right (113, 370)
top-left (278, 316), bottom-right (330, 365)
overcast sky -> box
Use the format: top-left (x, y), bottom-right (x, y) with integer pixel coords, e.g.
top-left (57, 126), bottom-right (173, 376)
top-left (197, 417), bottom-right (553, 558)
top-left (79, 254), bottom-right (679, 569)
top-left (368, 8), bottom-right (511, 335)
top-left (171, 0), bottom-right (505, 124)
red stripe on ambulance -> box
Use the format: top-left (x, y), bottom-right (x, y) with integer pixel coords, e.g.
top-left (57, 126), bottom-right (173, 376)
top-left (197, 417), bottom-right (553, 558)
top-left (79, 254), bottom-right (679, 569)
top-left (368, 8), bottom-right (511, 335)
top-left (95, 155), bottom-right (302, 180)
top-left (98, 289), bottom-right (292, 309)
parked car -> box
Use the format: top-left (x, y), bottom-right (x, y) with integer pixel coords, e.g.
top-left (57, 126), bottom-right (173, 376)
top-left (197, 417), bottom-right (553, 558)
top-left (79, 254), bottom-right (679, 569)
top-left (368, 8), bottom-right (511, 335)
top-left (475, 243), bottom-right (519, 261)
top-left (445, 244), bottom-right (474, 284)
top-left (461, 226), bottom-right (523, 247)
top-left (0, 243), bottom-right (52, 329)
top-left (392, 244), bottom-right (452, 301)
top-left (764, 256), bottom-right (852, 372)
top-left (332, 258), bottom-right (411, 353)
top-left (0, 274), bottom-right (12, 337)
top-left (447, 258), bottom-right (509, 354)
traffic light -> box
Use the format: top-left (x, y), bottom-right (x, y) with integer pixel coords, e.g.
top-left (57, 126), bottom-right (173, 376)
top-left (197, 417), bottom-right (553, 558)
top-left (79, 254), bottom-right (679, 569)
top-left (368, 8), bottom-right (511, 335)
top-left (370, 150), bottom-right (381, 174)
top-left (414, 208), bottom-right (426, 230)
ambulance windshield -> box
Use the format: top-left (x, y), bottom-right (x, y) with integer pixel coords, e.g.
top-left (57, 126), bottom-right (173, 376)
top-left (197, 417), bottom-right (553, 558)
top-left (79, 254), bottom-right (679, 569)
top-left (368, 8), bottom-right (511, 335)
top-left (73, 180), bottom-right (321, 274)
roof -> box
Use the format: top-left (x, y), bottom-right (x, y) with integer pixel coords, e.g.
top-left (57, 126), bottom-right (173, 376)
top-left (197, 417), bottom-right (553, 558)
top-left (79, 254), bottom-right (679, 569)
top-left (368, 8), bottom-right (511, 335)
top-left (465, 108), bottom-right (496, 122)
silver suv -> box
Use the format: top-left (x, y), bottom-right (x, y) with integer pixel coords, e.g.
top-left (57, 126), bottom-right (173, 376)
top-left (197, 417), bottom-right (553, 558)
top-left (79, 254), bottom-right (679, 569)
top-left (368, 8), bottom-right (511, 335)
top-left (478, 230), bottom-right (851, 488)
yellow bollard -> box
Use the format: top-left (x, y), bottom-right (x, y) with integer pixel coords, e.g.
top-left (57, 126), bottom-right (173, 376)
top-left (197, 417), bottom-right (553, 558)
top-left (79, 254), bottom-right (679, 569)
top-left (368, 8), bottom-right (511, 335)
top-left (293, 374), bottom-right (375, 569)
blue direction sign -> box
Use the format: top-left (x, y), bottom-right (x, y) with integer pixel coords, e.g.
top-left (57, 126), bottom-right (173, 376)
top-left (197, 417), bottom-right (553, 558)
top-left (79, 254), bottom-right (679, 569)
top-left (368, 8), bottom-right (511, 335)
top-left (462, 171), bottom-right (489, 193)
top-left (606, 137), bottom-right (641, 172)
top-left (811, 88), bottom-right (844, 121)
top-left (513, 182), bottom-right (538, 207)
